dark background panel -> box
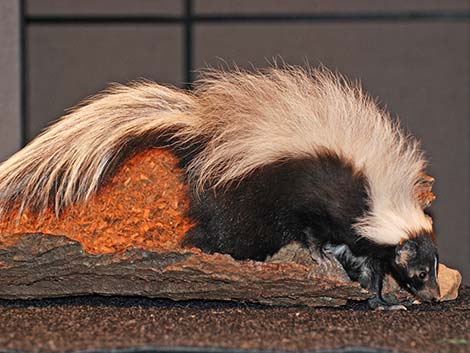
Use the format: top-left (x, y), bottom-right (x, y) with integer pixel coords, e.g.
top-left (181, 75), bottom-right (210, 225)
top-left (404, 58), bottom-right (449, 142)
top-left (0, 0), bottom-right (21, 162)
top-left (195, 0), bottom-right (469, 14)
top-left (27, 24), bottom-right (183, 140)
top-left (26, 0), bottom-right (183, 16)
top-left (194, 22), bottom-right (470, 279)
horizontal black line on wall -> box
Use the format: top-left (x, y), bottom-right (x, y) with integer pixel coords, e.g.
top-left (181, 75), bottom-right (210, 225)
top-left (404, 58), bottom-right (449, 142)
top-left (26, 11), bottom-right (470, 25)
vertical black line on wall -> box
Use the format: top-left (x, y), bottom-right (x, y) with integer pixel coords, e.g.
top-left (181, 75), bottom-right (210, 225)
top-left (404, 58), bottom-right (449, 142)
top-left (19, 0), bottom-right (27, 146)
top-left (184, 0), bottom-right (194, 89)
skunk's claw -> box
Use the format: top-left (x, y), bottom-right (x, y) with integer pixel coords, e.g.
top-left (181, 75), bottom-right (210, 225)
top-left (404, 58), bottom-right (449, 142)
top-left (376, 304), bottom-right (408, 311)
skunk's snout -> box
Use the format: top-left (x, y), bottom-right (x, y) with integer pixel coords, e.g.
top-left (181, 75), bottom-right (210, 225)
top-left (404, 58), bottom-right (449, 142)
top-left (416, 284), bottom-right (441, 302)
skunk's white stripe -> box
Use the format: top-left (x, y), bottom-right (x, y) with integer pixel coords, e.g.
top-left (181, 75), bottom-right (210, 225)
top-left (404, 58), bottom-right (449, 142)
top-left (0, 66), bottom-right (432, 245)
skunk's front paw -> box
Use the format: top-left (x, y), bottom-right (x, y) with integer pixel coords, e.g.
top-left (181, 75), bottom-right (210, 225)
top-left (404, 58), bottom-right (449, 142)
top-left (368, 296), bottom-right (407, 311)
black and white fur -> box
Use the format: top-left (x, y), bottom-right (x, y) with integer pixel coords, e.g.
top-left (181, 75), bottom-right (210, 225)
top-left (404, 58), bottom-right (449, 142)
top-left (0, 67), bottom-right (440, 308)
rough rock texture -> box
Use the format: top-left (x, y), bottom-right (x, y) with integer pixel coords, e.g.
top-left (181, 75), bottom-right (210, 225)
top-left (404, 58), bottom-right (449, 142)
top-left (0, 233), bottom-right (461, 306)
top-left (0, 233), bottom-right (371, 306)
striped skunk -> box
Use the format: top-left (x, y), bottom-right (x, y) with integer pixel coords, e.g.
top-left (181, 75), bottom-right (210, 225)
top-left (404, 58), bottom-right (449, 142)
top-left (0, 67), bottom-right (440, 309)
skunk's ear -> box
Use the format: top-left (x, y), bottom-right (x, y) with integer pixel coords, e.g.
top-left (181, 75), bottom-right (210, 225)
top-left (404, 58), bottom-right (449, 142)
top-left (395, 240), bottom-right (417, 266)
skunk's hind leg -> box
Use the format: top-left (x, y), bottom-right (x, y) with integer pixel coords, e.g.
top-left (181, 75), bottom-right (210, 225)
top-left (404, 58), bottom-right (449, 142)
top-left (181, 224), bottom-right (214, 254)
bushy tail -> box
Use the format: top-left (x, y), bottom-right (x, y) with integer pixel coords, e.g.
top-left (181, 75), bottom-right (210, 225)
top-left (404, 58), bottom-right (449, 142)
top-left (0, 81), bottom-right (197, 216)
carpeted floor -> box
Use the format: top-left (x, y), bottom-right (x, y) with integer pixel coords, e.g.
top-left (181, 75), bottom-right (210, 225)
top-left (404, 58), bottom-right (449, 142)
top-left (0, 287), bottom-right (469, 353)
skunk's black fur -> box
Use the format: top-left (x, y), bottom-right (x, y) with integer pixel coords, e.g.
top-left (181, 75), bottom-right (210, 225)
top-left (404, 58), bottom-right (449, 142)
top-left (183, 152), bottom-right (370, 261)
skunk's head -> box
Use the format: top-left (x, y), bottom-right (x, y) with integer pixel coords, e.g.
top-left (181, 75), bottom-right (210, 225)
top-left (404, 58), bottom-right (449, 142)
top-left (392, 234), bottom-right (440, 302)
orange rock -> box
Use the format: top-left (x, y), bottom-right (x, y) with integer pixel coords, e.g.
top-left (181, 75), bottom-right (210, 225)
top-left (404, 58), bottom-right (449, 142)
top-left (0, 149), bottom-right (195, 254)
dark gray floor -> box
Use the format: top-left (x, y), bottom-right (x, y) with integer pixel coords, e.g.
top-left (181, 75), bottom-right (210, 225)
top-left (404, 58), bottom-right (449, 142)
top-left (0, 287), bottom-right (469, 353)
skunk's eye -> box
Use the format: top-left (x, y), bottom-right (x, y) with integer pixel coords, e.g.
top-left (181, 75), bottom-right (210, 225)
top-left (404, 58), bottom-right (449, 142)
top-left (418, 271), bottom-right (427, 280)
